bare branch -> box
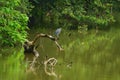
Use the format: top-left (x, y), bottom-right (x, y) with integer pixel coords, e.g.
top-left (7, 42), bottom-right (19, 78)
top-left (23, 33), bottom-right (64, 58)
top-left (32, 33), bottom-right (64, 51)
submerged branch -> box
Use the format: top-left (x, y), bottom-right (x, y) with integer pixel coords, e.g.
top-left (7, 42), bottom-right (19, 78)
top-left (23, 33), bottom-right (64, 57)
top-left (44, 57), bottom-right (58, 78)
top-left (26, 56), bottom-right (38, 75)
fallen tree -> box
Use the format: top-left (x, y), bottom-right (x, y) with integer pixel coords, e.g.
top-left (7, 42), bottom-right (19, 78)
top-left (23, 33), bottom-right (64, 57)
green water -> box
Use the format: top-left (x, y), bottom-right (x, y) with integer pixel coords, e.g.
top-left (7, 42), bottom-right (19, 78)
top-left (1, 28), bottom-right (120, 80)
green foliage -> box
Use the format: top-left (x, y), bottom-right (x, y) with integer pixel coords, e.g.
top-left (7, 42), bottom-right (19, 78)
top-left (112, 0), bottom-right (120, 12)
top-left (0, 0), bottom-right (31, 46)
top-left (30, 0), bottom-right (115, 29)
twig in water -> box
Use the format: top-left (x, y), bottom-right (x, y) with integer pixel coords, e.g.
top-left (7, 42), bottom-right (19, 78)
top-left (44, 57), bottom-right (58, 78)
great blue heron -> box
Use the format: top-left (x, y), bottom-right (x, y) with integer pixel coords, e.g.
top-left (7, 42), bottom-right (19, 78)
top-left (55, 28), bottom-right (62, 38)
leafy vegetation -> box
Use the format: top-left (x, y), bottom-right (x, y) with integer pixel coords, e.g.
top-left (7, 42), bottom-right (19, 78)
top-left (0, 0), bottom-right (31, 46)
top-left (0, 0), bottom-right (120, 80)
top-left (30, 0), bottom-right (115, 29)
top-left (0, 0), bottom-right (119, 46)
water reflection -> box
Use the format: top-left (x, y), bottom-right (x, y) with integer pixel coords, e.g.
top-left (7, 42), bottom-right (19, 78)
top-left (1, 29), bottom-right (120, 80)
